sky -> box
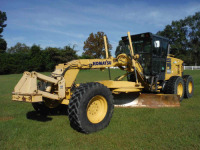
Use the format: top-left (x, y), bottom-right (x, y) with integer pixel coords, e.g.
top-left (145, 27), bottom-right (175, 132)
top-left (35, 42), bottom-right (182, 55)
top-left (0, 0), bottom-right (200, 56)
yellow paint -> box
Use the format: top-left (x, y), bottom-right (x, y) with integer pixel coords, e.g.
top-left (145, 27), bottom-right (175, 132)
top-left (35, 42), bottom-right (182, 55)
top-left (177, 82), bottom-right (183, 97)
top-left (61, 99), bottom-right (69, 105)
top-left (117, 54), bottom-right (131, 68)
top-left (127, 31), bottom-right (139, 84)
top-left (64, 69), bottom-right (79, 87)
top-left (165, 56), bottom-right (183, 80)
top-left (127, 31), bottom-right (135, 57)
top-left (12, 95), bottom-right (42, 103)
top-left (14, 71), bottom-right (37, 94)
top-left (188, 81), bottom-right (193, 93)
top-left (87, 95), bottom-right (108, 124)
top-left (103, 36), bottom-right (109, 58)
top-left (98, 80), bottom-right (143, 89)
top-left (113, 87), bottom-right (141, 93)
top-left (32, 95), bottom-right (43, 102)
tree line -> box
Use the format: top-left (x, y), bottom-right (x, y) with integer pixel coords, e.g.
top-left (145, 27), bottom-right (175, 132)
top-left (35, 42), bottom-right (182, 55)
top-left (0, 31), bottom-right (111, 75)
top-left (0, 44), bottom-right (78, 74)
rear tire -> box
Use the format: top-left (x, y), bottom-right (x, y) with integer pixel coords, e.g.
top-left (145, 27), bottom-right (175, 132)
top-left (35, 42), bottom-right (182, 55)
top-left (68, 82), bottom-right (114, 134)
top-left (183, 75), bottom-right (194, 98)
top-left (32, 102), bottom-right (49, 114)
top-left (164, 76), bottom-right (185, 101)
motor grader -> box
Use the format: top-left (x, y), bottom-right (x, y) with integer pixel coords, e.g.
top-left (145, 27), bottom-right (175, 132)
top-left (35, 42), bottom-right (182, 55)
top-left (12, 32), bottom-right (194, 133)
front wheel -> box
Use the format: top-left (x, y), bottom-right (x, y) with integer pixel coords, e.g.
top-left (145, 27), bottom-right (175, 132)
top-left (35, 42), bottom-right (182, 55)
top-left (68, 82), bottom-right (114, 134)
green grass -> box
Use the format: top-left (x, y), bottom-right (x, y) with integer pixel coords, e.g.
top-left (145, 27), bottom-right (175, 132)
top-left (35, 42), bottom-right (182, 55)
top-left (0, 70), bottom-right (200, 149)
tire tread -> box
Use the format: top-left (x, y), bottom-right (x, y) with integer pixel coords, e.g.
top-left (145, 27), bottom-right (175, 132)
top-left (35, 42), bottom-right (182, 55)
top-left (68, 82), bottom-right (113, 133)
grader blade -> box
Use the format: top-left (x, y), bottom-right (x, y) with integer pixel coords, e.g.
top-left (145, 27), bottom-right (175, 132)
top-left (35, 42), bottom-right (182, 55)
top-left (114, 93), bottom-right (180, 108)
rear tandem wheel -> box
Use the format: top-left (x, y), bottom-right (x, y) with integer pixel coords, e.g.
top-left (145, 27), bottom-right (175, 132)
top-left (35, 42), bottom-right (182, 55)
top-left (183, 75), bottom-right (194, 98)
top-left (164, 76), bottom-right (185, 101)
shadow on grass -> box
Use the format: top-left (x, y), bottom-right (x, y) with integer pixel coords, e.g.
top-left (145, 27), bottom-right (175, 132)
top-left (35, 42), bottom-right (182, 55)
top-left (26, 105), bottom-right (68, 122)
top-left (26, 111), bottom-right (53, 122)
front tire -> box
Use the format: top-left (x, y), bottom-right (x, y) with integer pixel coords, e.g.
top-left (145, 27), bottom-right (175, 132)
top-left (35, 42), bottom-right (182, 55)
top-left (68, 82), bottom-right (114, 134)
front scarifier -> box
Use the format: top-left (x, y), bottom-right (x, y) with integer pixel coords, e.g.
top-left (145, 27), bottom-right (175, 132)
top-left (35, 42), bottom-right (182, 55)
top-left (12, 31), bottom-right (194, 134)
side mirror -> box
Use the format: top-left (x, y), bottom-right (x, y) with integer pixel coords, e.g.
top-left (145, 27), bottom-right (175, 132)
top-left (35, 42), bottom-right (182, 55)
top-left (154, 40), bottom-right (160, 48)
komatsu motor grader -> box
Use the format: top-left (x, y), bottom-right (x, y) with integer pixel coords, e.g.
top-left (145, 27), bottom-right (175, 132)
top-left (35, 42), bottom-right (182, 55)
top-left (12, 32), bottom-right (194, 133)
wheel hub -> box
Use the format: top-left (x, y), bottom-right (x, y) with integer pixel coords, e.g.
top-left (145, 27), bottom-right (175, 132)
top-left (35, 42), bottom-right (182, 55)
top-left (87, 95), bottom-right (108, 124)
top-left (188, 81), bottom-right (193, 93)
top-left (177, 83), bottom-right (183, 97)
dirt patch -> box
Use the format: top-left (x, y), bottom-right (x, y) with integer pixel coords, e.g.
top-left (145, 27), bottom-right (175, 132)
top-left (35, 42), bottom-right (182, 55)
top-left (0, 116), bottom-right (14, 121)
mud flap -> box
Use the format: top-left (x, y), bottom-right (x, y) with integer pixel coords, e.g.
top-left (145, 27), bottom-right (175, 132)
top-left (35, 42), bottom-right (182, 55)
top-left (114, 93), bottom-right (180, 108)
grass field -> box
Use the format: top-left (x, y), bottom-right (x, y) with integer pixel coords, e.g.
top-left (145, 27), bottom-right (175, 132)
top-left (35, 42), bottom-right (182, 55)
top-left (0, 69), bottom-right (200, 149)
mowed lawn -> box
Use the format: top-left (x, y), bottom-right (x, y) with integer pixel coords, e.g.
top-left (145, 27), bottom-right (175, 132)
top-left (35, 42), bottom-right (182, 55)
top-left (0, 69), bottom-right (200, 149)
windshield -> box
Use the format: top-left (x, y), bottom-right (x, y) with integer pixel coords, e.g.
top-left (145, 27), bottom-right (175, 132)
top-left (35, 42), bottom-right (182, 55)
top-left (132, 39), bottom-right (152, 54)
top-left (116, 39), bottom-right (152, 57)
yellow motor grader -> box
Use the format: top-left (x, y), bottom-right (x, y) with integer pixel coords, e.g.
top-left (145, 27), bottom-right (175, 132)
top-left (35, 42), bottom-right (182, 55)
top-left (12, 32), bottom-right (194, 133)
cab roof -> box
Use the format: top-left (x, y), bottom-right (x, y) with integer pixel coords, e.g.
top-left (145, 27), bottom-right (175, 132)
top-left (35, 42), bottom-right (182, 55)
top-left (121, 32), bottom-right (169, 42)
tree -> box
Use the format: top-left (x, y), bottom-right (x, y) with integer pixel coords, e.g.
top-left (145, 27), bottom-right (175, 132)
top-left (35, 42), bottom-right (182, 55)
top-left (0, 38), bottom-right (7, 53)
top-left (44, 45), bottom-right (78, 71)
top-left (0, 42), bottom-right (79, 74)
top-left (0, 11), bottom-right (7, 53)
top-left (0, 11), bottom-right (7, 38)
top-left (7, 42), bottom-right (30, 54)
top-left (185, 12), bottom-right (200, 66)
top-left (157, 11), bottom-right (200, 65)
top-left (28, 45), bottom-right (44, 71)
top-left (157, 19), bottom-right (188, 56)
top-left (83, 32), bottom-right (112, 58)
top-left (60, 45), bottom-right (78, 62)
top-left (79, 54), bottom-right (94, 59)
top-left (30, 44), bottom-right (41, 56)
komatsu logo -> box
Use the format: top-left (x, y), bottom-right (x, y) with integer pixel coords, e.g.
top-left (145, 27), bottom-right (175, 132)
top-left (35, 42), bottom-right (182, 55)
top-left (93, 61), bottom-right (112, 66)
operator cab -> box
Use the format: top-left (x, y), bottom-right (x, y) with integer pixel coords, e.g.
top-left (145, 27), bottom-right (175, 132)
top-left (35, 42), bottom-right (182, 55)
top-left (121, 32), bottom-right (169, 81)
